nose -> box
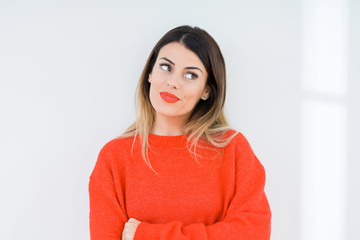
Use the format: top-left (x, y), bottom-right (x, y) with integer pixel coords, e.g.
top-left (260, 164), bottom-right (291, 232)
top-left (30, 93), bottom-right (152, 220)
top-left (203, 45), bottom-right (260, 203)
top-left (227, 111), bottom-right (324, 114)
top-left (166, 75), bottom-right (180, 89)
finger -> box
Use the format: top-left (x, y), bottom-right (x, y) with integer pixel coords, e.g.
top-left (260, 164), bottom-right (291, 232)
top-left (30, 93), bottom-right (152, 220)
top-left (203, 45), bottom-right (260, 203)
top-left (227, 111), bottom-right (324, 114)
top-left (122, 226), bottom-right (126, 240)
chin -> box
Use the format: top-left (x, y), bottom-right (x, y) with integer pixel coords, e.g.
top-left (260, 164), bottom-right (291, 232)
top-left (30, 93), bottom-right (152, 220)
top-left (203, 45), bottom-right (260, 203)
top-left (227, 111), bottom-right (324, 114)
top-left (154, 107), bottom-right (187, 118)
top-left (156, 110), bottom-right (182, 118)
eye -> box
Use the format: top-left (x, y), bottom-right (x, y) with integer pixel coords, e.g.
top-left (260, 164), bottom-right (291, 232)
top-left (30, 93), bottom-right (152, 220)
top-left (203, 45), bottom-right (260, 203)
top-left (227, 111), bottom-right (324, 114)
top-left (160, 64), bottom-right (171, 72)
top-left (185, 72), bottom-right (198, 80)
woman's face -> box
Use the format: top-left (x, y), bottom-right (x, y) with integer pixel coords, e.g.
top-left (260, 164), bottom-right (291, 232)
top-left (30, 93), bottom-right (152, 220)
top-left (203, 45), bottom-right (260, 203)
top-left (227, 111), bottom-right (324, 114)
top-left (148, 42), bottom-right (210, 122)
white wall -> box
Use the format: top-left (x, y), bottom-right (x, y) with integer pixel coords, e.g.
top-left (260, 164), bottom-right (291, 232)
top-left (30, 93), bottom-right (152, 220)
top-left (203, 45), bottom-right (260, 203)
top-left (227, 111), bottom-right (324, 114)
top-left (347, 0), bottom-right (360, 239)
top-left (0, 1), bottom-right (358, 240)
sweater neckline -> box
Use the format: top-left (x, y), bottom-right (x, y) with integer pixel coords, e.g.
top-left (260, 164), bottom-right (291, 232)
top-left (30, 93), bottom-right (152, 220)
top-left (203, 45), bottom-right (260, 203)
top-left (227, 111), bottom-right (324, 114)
top-left (148, 133), bottom-right (188, 147)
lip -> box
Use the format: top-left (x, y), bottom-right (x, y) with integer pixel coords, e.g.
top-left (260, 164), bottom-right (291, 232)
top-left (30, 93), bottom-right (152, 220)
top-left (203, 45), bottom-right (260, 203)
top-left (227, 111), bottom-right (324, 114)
top-left (160, 92), bottom-right (180, 103)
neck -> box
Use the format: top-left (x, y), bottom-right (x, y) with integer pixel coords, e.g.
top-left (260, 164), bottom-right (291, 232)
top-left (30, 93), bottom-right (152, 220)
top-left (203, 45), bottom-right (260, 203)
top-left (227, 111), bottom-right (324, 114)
top-left (151, 113), bottom-right (188, 136)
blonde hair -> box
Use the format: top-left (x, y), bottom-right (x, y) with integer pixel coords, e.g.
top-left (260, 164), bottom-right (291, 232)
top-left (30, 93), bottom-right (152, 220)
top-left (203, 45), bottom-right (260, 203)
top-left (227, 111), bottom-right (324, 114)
top-left (120, 25), bottom-right (238, 175)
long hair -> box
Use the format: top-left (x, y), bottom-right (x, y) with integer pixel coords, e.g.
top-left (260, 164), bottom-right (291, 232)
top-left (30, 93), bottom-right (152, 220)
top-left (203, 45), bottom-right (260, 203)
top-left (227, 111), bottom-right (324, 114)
top-left (120, 25), bottom-right (237, 175)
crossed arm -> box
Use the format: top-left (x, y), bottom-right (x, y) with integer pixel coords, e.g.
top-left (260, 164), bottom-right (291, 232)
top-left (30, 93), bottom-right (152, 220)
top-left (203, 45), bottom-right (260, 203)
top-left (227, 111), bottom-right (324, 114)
top-left (89, 138), bottom-right (271, 240)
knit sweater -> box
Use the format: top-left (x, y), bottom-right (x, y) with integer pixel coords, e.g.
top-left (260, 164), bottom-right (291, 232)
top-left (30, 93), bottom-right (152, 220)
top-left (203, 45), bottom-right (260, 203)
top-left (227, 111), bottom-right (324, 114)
top-left (88, 130), bottom-right (271, 240)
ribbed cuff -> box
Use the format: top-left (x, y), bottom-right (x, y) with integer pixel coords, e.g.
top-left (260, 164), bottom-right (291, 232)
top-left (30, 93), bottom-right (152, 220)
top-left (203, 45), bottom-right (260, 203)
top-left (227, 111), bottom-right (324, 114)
top-left (134, 222), bottom-right (165, 240)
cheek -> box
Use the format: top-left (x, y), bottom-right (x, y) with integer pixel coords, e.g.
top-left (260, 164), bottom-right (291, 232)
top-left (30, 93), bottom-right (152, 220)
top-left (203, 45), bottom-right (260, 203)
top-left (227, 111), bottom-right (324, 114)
top-left (149, 77), bottom-right (163, 95)
top-left (149, 79), bottom-right (164, 108)
top-left (150, 72), bottom-right (166, 90)
top-left (183, 87), bottom-right (203, 104)
top-left (149, 83), bottom-right (158, 104)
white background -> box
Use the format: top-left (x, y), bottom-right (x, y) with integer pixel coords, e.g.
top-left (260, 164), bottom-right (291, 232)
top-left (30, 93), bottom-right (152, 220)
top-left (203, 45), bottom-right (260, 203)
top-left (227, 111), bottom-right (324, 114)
top-left (0, 0), bottom-right (359, 239)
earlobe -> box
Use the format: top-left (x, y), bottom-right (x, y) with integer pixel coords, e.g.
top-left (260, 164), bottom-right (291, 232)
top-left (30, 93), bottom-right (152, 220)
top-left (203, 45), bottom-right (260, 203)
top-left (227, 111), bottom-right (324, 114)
top-left (201, 86), bottom-right (210, 100)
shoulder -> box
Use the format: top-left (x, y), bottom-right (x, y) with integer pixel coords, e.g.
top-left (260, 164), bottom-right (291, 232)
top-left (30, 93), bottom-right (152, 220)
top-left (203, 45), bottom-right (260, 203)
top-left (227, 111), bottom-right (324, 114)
top-left (225, 129), bottom-right (252, 149)
top-left (99, 136), bottom-right (136, 154)
top-left (224, 129), bottom-right (259, 163)
top-left (95, 136), bottom-right (137, 166)
top-left (91, 136), bottom-right (136, 177)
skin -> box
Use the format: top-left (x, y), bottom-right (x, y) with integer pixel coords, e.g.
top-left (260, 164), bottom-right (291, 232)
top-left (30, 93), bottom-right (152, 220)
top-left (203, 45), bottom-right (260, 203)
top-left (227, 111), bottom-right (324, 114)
top-left (148, 41), bottom-right (210, 136)
top-left (122, 218), bottom-right (141, 240)
top-left (121, 42), bottom-right (211, 239)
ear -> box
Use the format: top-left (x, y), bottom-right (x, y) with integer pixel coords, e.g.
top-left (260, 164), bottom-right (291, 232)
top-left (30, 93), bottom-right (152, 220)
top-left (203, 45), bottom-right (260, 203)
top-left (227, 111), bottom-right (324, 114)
top-left (203, 85), bottom-right (210, 98)
top-left (148, 73), bottom-right (152, 83)
top-left (201, 85), bottom-right (210, 100)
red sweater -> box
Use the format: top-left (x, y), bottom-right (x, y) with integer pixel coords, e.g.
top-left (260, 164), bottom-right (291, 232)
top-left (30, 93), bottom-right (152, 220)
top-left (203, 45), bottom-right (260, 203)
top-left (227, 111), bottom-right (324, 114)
top-left (89, 130), bottom-right (271, 239)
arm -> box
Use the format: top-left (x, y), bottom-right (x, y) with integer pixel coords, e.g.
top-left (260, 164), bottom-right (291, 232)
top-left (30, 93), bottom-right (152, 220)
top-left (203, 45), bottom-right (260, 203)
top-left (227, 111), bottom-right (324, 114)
top-left (88, 140), bottom-right (128, 240)
top-left (133, 135), bottom-right (271, 240)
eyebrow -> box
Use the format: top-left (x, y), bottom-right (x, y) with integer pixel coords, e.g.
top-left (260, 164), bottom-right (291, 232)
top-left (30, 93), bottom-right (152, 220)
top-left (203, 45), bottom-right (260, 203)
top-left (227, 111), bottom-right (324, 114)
top-left (160, 57), bottom-right (203, 73)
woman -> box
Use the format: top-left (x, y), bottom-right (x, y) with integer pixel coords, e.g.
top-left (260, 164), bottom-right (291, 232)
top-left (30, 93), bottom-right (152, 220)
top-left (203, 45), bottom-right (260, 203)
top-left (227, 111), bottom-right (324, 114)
top-left (89, 25), bottom-right (271, 240)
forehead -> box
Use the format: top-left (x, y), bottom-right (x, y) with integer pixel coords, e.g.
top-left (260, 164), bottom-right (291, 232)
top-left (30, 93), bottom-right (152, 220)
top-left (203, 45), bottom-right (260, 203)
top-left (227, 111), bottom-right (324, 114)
top-left (157, 42), bottom-right (205, 68)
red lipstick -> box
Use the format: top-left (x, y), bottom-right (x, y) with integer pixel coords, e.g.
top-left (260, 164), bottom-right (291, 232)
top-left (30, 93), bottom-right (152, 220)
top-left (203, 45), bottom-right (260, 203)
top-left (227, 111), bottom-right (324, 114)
top-left (160, 92), bottom-right (180, 103)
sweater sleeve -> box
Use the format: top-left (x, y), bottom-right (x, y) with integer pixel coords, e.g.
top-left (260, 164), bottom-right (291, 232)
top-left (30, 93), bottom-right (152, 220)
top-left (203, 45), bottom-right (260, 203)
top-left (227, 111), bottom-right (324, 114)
top-left (133, 134), bottom-right (272, 240)
top-left (88, 140), bottom-right (128, 240)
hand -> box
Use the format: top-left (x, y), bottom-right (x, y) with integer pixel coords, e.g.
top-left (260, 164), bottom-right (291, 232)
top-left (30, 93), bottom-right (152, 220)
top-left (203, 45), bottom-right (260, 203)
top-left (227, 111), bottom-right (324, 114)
top-left (122, 217), bottom-right (142, 240)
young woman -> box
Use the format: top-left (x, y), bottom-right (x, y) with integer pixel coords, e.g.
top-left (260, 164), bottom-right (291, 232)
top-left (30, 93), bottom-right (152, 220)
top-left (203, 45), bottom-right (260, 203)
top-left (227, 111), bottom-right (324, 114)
top-left (89, 25), bottom-right (271, 240)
